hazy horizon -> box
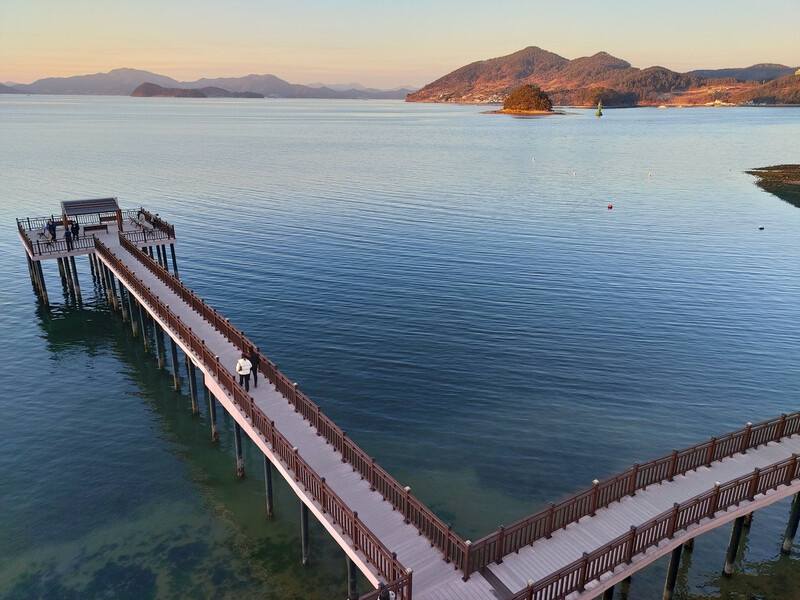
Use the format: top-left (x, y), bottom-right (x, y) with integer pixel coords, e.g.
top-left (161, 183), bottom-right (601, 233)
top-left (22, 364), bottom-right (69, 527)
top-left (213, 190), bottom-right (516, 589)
top-left (2, 0), bottom-right (798, 88)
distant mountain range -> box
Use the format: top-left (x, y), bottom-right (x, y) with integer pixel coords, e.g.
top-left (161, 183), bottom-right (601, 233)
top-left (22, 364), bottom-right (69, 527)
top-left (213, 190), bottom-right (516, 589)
top-left (1, 68), bottom-right (417, 99)
top-left (407, 47), bottom-right (800, 106)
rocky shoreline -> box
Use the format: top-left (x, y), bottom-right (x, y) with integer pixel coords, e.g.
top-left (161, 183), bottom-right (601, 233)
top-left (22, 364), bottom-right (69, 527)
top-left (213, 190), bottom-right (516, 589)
top-left (747, 165), bottom-right (800, 208)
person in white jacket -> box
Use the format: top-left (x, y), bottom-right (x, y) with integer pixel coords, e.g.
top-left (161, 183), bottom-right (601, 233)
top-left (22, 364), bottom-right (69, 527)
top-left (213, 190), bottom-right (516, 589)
top-left (236, 353), bottom-right (252, 392)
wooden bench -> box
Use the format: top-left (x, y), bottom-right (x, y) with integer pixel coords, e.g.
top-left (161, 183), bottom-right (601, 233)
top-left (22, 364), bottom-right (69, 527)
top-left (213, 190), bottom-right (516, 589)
top-left (83, 224), bottom-right (108, 233)
top-left (99, 215), bottom-right (117, 222)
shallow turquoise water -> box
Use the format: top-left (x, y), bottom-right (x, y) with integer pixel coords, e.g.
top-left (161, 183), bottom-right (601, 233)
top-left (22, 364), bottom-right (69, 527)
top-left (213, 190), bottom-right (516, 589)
top-left (1, 97), bottom-right (799, 599)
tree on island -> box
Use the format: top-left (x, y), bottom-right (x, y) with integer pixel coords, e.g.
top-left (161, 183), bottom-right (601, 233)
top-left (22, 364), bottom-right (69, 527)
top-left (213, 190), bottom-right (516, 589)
top-left (504, 84), bottom-right (553, 112)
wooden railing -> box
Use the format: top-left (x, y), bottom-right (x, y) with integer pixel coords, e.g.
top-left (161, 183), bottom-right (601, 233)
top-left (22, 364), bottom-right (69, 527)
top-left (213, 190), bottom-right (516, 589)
top-left (112, 230), bottom-right (800, 586)
top-left (23, 231), bottom-right (98, 257)
top-left (16, 219), bottom-right (35, 256)
top-left (506, 453), bottom-right (800, 600)
top-left (120, 228), bottom-right (175, 245)
top-left (466, 412), bottom-right (800, 575)
top-left (116, 233), bottom-right (464, 570)
top-left (136, 207), bottom-right (175, 239)
top-left (95, 237), bottom-right (411, 598)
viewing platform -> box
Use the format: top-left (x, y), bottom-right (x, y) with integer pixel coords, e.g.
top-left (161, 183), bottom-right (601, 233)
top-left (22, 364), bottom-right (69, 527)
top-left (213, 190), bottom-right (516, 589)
top-left (16, 201), bottom-right (800, 600)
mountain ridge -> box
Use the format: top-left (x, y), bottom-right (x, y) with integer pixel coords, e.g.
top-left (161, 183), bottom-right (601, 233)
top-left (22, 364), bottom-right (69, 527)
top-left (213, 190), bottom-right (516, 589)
top-left (406, 47), bottom-right (800, 106)
top-left (3, 68), bottom-right (416, 99)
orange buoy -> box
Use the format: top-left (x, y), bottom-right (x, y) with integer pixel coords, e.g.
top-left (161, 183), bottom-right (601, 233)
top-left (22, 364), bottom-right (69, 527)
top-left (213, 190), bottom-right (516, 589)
top-left (608, 204), bottom-right (613, 209)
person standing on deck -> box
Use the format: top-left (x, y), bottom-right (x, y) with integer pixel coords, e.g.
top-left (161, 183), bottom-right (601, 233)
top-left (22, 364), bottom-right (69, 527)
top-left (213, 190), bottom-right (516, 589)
top-left (71, 221), bottom-right (79, 239)
top-left (47, 220), bottom-right (57, 242)
top-left (236, 352), bottom-right (252, 392)
top-left (248, 346), bottom-right (261, 389)
top-left (64, 227), bottom-right (73, 250)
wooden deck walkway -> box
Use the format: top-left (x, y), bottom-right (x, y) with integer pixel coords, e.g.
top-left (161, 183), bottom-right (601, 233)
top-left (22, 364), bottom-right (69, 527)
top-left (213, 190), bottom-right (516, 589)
top-left (18, 209), bottom-right (800, 600)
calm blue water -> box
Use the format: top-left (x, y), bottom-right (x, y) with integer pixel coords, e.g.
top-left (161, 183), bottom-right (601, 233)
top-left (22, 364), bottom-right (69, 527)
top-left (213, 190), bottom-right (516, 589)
top-left (1, 97), bottom-right (799, 599)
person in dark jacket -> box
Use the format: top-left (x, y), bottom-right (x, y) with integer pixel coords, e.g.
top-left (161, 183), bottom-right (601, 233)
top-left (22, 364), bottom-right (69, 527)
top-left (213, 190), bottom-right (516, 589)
top-left (47, 220), bottom-right (57, 241)
top-left (70, 221), bottom-right (79, 238)
top-left (248, 346), bottom-right (261, 388)
top-left (64, 227), bottom-right (73, 250)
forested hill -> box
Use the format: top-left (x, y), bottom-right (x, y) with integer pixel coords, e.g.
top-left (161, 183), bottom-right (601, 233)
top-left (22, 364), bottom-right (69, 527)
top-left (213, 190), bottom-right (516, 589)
top-left (406, 46), bottom-right (800, 106)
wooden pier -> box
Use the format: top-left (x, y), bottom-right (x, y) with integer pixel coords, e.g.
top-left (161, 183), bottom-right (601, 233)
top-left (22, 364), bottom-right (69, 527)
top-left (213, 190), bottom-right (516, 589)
top-left (17, 201), bottom-right (800, 600)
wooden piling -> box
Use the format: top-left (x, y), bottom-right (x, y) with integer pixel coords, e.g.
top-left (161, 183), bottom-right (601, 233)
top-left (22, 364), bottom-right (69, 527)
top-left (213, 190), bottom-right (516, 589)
top-left (69, 255), bottom-right (82, 301)
top-left (169, 338), bottom-right (180, 390)
top-left (205, 385), bottom-right (218, 442)
top-left (301, 502), bottom-right (310, 565)
top-left (782, 492), bottom-right (800, 553)
top-left (186, 354), bottom-right (199, 415)
top-left (347, 555), bottom-right (359, 599)
top-left (723, 516), bottom-right (745, 576)
top-left (662, 544), bottom-right (683, 600)
top-left (264, 455), bottom-right (274, 515)
top-left (234, 422), bottom-right (245, 478)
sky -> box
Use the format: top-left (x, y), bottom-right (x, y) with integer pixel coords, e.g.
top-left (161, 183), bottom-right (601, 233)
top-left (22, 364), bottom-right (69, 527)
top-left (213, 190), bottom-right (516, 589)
top-left (2, 0), bottom-right (798, 88)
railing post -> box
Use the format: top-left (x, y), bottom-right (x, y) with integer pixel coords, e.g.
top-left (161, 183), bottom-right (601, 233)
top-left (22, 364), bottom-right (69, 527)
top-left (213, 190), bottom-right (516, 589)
top-left (445, 525), bottom-right (453, 564)
top-left (320, 477), bottom-right (327, 513)
top-left (628, 463), bottom-right (639, 496)
top-left (741, 422), bottom-right (752, 453)
top-left (668, 449), bottom-right (678, 481)
top-left (462, 540), bottom-right (472, 581)
top-left (590, 479), bottom-right (600, 516)
top-left (292, 382), bottom-right (298, 410)
top-left (578, 552), bottom-right (589, 591)
top-left (625, 526), bottom-right (637, 563)
top-left (494, 526), bottom-right (505, 564)
top-left (370, 457), bottom-right (376, 491)
top-left (786, 454), bottom-right (799, 486)
top-left (352, 511), bottom-right (360, 551)
top-left (526, 580), bottom-right (534, 600)
top-left (668, 502), bottom-right (680, 537)
top-left (340, 430), bottom-right (347, 463)
top-left (709, 482), bottom-right (721, 517)
top-left (748, 467), bottom-right (760, 501)
top-left (706, 437), bottom-right (717, 467)
top-left (777, 414), bottom-right (788, 440)
top-left (403, 486), bottom-right (411, 524)
top-left (545, 502), bottom-right (555, 538)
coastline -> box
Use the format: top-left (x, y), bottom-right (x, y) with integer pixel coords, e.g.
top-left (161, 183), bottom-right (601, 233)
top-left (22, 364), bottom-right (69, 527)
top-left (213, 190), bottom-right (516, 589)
top-left (747, 164), bottom-right (800, 208)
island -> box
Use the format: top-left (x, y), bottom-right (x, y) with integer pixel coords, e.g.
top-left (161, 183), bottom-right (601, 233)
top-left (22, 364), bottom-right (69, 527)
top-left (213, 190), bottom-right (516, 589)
top-left (131, 82), bottom-right (264, 98)
top-left (493, 84), bottom-right (554, 115)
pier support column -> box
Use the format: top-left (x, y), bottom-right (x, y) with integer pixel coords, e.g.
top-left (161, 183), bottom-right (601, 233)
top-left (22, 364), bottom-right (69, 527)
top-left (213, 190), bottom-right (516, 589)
top-left (116, 279), bottom-right (128, 322)
top-left (662, 544), bottom-right (683, 600)
top-left (264, 456), bottom-right (274, 515)
top-left (57, 257), bottom-right (66, 282)
top-left (88, 254), bottom-right (96, 279)
top-left (155, 244), bottom-right (163, 268)
top-left (347, 556), bottom-right (359, 600)
top-left (169, 338), bottom-right (181, 391)
top-left (69, 256), bottom-right (82, 302)
top-left (602, 586), bottom-right (614, 600)
top-left (234, 422), bottom-right (245, 478)
top-left (619, 576), bottom-right (632, 600)
top-left (723, 516), bottom-right (746, 576)
top-left (300, 502), bottom-right (310, 565)
top-left (126, 288), bottom-right (138, 337)
top-left (185, 354), bottom-right (199, 415)
top-left (137, 301), bottom-right (149, 352)
top-left (63, 255), bottom-right (76, 295)
top-left (35, 261), bottom-right (49, 305)
top-left (743, 512), bottom-right (754, 527)
top-left (206, 385), bottom-right (218, 442)
top-left (25, 254), bottom-right (38, 292)
top-left (161, 245), bottom-right (169, 272)
top-left (170, 244), bottom-right (179, 278)
top-left (155, 326), bottom-right (166, 369)
top-left (782, 492), bottom-right (800, 553)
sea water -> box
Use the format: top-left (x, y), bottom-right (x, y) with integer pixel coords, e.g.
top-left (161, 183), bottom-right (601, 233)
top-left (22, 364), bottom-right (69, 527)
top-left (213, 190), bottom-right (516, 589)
top-left (1, 97), bottom-right (799, 599)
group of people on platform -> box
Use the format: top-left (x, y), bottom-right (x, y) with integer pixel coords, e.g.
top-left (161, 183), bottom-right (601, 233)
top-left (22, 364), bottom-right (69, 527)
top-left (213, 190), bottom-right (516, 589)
top-left (235, 346), bottom-right (261, 392)
top-left (41, 219), bottom-right (81, 249)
